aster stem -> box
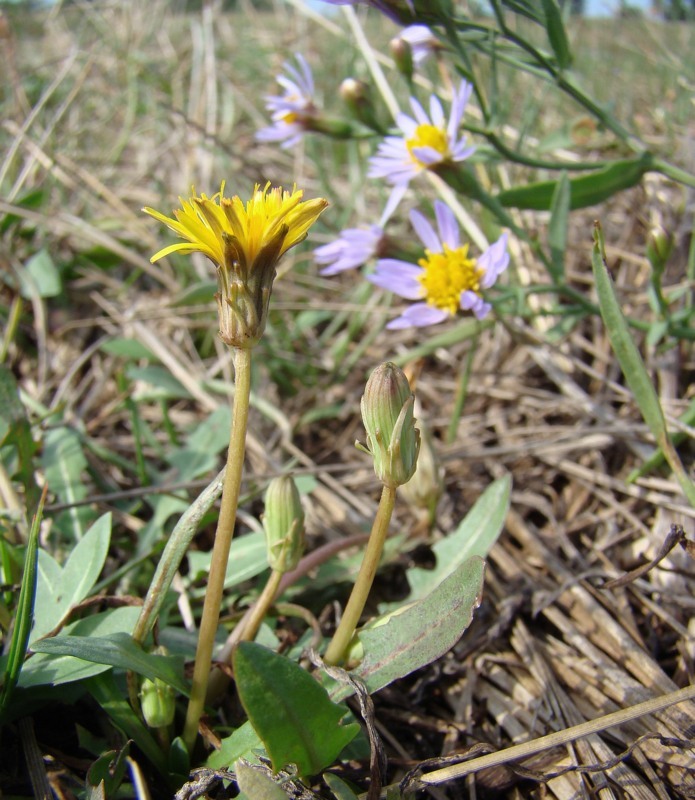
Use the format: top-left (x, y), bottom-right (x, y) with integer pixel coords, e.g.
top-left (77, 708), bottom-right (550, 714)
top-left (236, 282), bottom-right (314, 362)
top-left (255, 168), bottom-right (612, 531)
top-left (324, 483), bottom-right (397, 666)
top-left (182, 346), bottom-right (252, 753)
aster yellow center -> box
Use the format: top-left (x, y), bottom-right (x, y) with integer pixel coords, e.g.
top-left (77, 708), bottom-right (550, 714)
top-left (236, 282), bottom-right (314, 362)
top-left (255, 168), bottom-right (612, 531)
top-left (418, 244), bottom-right (482, 315)
top-left (406, 123), bottom-right (449, 166)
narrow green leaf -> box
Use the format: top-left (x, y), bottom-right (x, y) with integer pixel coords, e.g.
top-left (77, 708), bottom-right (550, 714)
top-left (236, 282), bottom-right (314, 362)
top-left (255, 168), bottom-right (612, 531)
top-left (540, 0), bottom-right (571, 70)
top-left (100, 338), bottom-right (157, 360)
top-left (498, 155), bottom-right (653, 211)
top-left (31, 513), bottom-right (112, 642)
top-left (42, 425), bottom-right (91, 540)
top-left (236, 761), bottom-right (288, 800)
top-left (84, 673), bottom-right (169, 778)
top-left (0, 489), bottom-right (44, 717)
top-left (591, 223), bottom-right (695, 507)
top-left (233, 642), bottom-right (360, 778)
top-left (344, 557), bottom-right (485, 699)
top-left (61, 512), bottom-right (111, 610)
top-left (397, 476), bottom-right (509, 608)
top-left (0, 365), bottom-right (38, 511)
top-left (21, 607), bottom-right (140, 687)
top-left (323, 772), bottom-right (360, 800)
top-left (548, 171), bottom-right (570, 281)
top-left (31, 632), bottom-right (189, 695)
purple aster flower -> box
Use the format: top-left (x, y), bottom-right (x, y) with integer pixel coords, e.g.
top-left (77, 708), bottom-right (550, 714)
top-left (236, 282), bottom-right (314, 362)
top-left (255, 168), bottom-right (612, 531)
top-left (315, 225), bottom-right (385, 276)
top-left (368, 80), bottom-right (475, 187)
top-left (398, 25), bottom-right (438, 65)
top-left (368, 200), bottom-right (509, 329)
top-left (256, 55), bottom-right (317, 149)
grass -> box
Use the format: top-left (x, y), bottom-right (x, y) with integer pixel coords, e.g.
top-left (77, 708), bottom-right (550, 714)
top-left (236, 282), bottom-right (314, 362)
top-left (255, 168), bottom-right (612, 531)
top-left (1, 1), bottom-right (694, 798)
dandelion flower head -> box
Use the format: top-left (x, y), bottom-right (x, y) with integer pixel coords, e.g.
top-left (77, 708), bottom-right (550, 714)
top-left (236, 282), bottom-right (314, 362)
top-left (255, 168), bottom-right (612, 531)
top-left (143, 182), bottom-right (327, 270)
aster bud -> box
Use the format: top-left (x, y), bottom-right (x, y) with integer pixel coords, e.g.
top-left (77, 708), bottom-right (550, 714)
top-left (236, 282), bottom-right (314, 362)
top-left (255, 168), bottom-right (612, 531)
top-left (358, 362), bottom-right (420, 488)
top-left (646, 226), bottom-right (672, 275)
top-left (390, 36), bottom-right (414, 83)
top-left (263, 475), bottom-right (305, 574)
top-left (400, 422), bottom-right (443, 516)
top-left (339, 78), bottom-right (383, 132)
top-left (140, 648), bottom-right (176, 729)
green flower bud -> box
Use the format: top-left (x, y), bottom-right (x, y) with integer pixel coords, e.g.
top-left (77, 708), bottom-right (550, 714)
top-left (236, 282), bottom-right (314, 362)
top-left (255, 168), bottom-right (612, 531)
top-left (390, 36), bottom-right (414, 83)
top-left (358, 362), bottom-right (420, 488)
top-left (140, 650), bottom-right (176, 729)
top-left (263, 475), bottom-right (305, 573)
top-left (646, 226), bottom-right (672, 275)
top-left (400, 421), bottom-right (443, 515)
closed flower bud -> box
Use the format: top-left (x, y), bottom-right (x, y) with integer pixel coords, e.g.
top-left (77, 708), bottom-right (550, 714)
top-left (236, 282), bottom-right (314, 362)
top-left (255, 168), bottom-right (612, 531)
top-left (140, 650), bottom-right (176, 728)
top-left (358, 362), bottom-right (420, 488)
top-left (263, 475), bottom-right (305, 573)
top-left (390, 36), bottom-right (414, 82)
top-left (400, 422), bottom-right (443, 515)
top-left (646, 226), bottom-right (672, 274)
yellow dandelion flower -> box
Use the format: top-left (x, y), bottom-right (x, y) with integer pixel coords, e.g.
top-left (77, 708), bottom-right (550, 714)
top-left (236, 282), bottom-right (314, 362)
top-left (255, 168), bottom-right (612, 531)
top-left (143, 183), bottom-right (328, 348)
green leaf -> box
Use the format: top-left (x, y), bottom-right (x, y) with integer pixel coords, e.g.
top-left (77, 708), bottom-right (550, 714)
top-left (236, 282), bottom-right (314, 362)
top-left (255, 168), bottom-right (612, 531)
top-left (0, 490), bottom-right (43, 717)
top-left (20, 606), bottom-right (140, 687)
top-left (100, 338), bottom-right (157, 360)
top-left (171, 280), bottom-right (216, 307)
top-left (233, 642), bottom-right (360, 778)
top-left (86, 742), bottom-right (131, 797)
top-left (339, 557), bottom-right (485, 700)
top-left (207, 722), bottom-right (264, 770)
top-left (19, 249), bottom-right (62, 299)
top-left (30, 631), bottom-right (189, 695)
top-left (236, 761), bottom-right (288, 800)
top-left (187, 531), bottom-right (268, 590)
top-left (540, 0), bottom-right (571, 70)
top-left (127, 365), bottom-right (190, 401)
top-left (31, 513), bottom-right (112, 641)
top-left (591, 223), bottom-right (695, 507)
top-left (84, 672), bottom-right (169, 778)
top-left (547, 171), bottom-right (570, 281)
top-left (42, 425), bottom-right (92, 539)
top-left (396, 476), bottom-right (509, 607)
top-left (323, 772), bottom-right (360, 800)
top-left (498, 155), bottom-right (653, 211)
top-left (0, 365), bottom-right (38, 508)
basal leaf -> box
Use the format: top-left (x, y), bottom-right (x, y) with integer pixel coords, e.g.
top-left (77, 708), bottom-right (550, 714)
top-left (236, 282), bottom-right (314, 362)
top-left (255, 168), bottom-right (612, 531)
top-left (236, 760), bottom-right (288, 800)
top-left (21, 607), bottom-right (140, 688)
top-left (337, 557), bottom-right (485, 700)
top-left (31, 513), bottom-right (112, 642)
top-left (399, 476), bottom-right (509, 606)
top-left (31, 632), bottom-right (188, 695)
top-left (207, 722), bottom-right (263, 770)
top-left (233, 642), bottom-right (360, 778)
top-left (42, 425), bottom-right (92, 540)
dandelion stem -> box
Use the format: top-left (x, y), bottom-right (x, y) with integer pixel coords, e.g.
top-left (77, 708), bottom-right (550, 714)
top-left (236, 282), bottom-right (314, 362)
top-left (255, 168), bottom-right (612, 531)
top-left (324, 484), bottom-right (397, 666)
top-left (238, 568), bottom-right (284, 644)
top-left (182, 346), bottom-right (252, 753)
